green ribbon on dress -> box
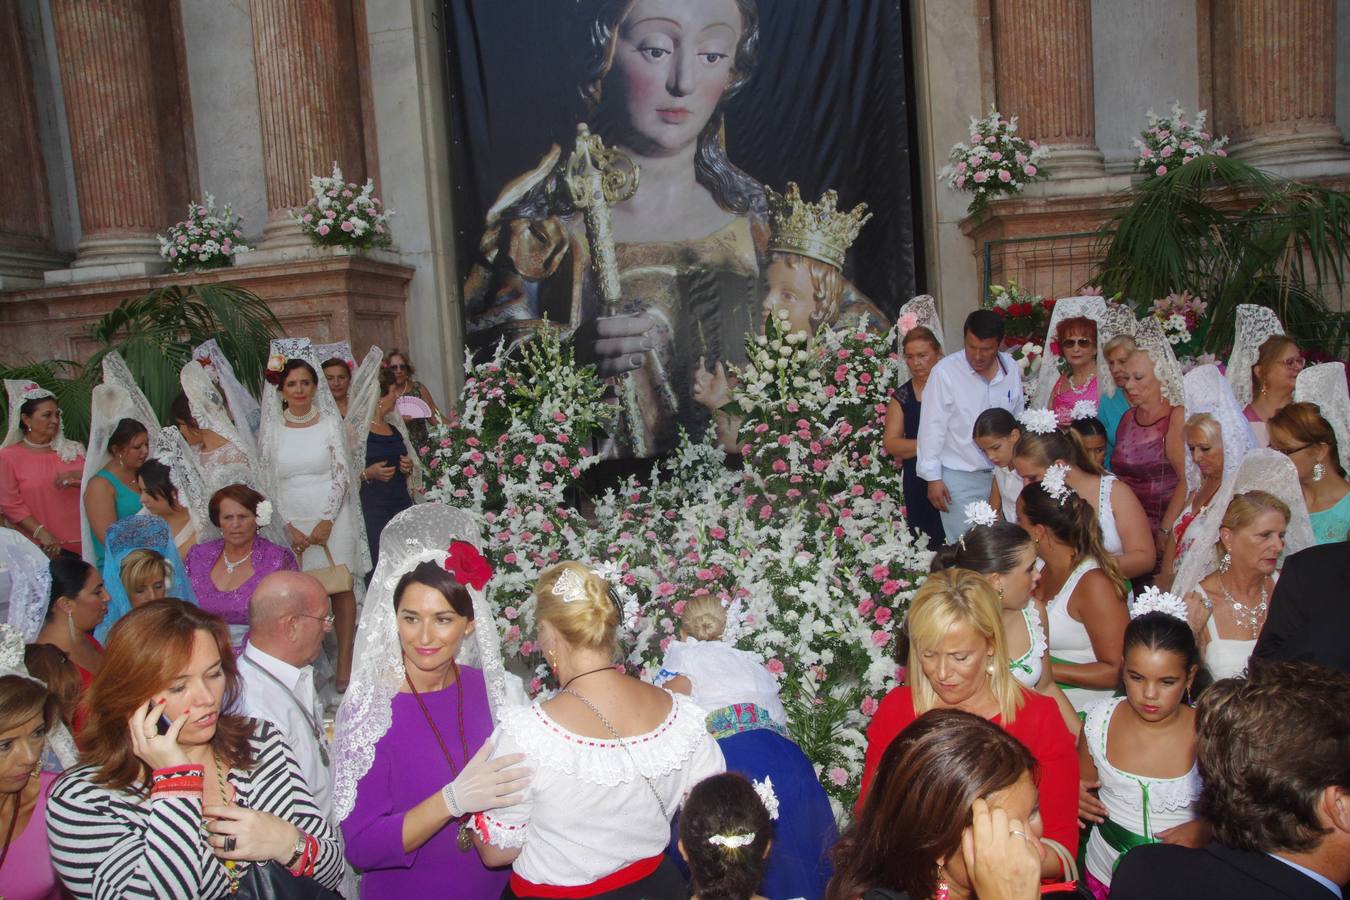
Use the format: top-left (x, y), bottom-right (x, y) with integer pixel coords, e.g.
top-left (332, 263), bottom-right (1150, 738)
top-left (1096, 779), bottom-right (1157, 873)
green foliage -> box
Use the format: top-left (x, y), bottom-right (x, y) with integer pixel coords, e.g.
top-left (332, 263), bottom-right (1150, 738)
top-left (1094, 155), bottom-right (1350, 356)
top-left (0, 283), bottom-right (282, 443)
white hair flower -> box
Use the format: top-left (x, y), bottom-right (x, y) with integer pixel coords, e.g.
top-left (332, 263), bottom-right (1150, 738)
top-left (1069, 400), bottom-right (1099, 422)
top-left (963, 501), bottom-right (999, 530)
top-left (1131, 585), bottom-right (1190, 622)
top-left (254, 500), bottom-right (273, 527)
top-left (1017, 407), bottom-right (1058, 435)
top-left (708, 832), bottom-right (756, 849)
top-left (1041, 463), bottom-right (1073, 505)
top-left (754, 776), bottom-right (780, 821)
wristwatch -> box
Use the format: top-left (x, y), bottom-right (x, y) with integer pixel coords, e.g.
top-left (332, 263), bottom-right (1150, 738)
top-left (284, 832), bottom-right (307, 867)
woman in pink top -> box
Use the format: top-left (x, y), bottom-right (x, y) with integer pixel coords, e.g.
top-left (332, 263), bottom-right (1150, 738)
top-left (1049, 316), bottom-right (1100, 426)
top-left (0, 383), bottom-right (85, 558)
top-left (0, 672), bottom-right (65, 898)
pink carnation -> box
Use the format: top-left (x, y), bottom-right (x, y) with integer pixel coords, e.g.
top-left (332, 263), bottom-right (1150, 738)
top-left (765, 659), bottom-right (785, 676)
top-left (860, 696), bottom-right (879, 717)
top-left (828, 767), bottom-right (848, 786)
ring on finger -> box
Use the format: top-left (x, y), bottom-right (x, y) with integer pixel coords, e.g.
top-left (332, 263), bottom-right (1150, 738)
top-left (223, 835), bottom-right (237, 852)
top-left (1009, 829), bottom-right (1028, 840)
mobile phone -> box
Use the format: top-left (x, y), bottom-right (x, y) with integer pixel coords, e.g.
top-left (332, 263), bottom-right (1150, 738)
top-left (148, 701), bottom-right (173, 735)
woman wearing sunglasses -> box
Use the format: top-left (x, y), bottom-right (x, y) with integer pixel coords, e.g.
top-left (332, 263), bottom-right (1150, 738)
top-left (1049, 316), bottom-right (1101, 427)
top-left (384, 350), bottom-right (441, 455)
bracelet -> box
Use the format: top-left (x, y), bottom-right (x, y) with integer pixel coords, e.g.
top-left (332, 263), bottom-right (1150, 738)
top-left (441, 782), bottom-right (464, 818)
top-left (32, 524), bottom-right (46, 539)
top-left (151, 764), bottom-right (205, 782)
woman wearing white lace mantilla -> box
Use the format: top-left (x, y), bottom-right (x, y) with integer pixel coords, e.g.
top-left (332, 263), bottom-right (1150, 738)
top-left (259, 339), bottom-right (369, 694)
top-left (1028, 296), bottom-right (1115, 426)
top-left (1226, 304), bottom-right (1302, 446)
top-left (334, 504), bottom-right (529, 898)
top-left (0, 380), bottom-right (85, 559)
top-left (474, 562), bottom-right (725, 899)
top-left (1288, 362), bottom-right (1350, 543)
top-left (1172, 449), bottom-right (1316, 681)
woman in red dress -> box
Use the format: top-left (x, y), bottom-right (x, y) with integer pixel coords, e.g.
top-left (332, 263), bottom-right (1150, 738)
top-left (860, 568), bottom-right (1079, 878)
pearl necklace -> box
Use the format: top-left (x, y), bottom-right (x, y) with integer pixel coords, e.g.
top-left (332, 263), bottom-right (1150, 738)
top-left (1219, 574), bottom-right (1269, 639)
top-left (221, 548), bottom-right (251, 574)
top-left (1066, 371), bottom-right (1095, 392)
top-left (283, 405), bottom-right (318, 425)
top-left (21, 437), bottom-right (52, 450)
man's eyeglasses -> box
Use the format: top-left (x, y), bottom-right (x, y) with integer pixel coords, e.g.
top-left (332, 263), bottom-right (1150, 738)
top-left (296, 612), bottom-right (335, 627)
top-left (1060, 338), bottom-right (1094, 350)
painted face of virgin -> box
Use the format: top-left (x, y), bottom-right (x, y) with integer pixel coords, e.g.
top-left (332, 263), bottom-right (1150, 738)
top-left (761, 258), bottom-right (817, 335)
top-left (609, 0), bottom-right (742, 155)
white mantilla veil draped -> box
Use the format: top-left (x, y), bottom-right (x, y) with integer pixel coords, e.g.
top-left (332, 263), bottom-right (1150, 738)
top-left (2, 380), bottom-right (84, 463)
top-left (1029, 295), bottom-right (1112, 409)
top-left (1131, 315), bottom-right (1184, 406)
top-left (330, 503), bottom-right (514, 823)
top-left (894, 295), bottom-right (945, 387)
top-left (192, 339), bottom-right (262, 457)
top-left (1293, 362), bottom-right (1350, 476)
top-left (1, 527), bottom-right (52, 644)
top-left (0, 623), bottom-right (78, 770)
top-left (1098, 303), bottom-right (1138, 348)
top-left (1172, 448), bottom-right (1316, 603)
top-left (342, 346), bottom-right (424, 497)
top-left (1181, 364), bottom-right (1258, 490)
top-left (1225, 304), bottom-right (1285, 409)
top-left (78, 353), bottom-right (162, 563)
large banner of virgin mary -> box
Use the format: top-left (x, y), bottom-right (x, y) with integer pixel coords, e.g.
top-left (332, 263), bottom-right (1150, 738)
top-left (447, 0), bottom-right (921, 457)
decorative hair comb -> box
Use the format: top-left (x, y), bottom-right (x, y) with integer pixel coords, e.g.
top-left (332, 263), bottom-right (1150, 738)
top-left (1131, 585), bottom-right (1190, 622)
top-left (708, 832), bottom-right (755, 849)
top-left (1017, 408), bottom-right (1058, 435)
top-left (550, 568), bottom-right (588, 604)
top-left (754, 776), bottom-right (780, 821)
top-left (1041, 462), bottom-right (1074, 505)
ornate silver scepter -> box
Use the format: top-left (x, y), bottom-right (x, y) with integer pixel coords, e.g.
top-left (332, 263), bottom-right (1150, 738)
top-left (557, 123), bottom-right (675, 456)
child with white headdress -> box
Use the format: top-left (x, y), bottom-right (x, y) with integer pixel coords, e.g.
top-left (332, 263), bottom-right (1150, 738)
top-left (1077, 588), bottom-right (1203, 898)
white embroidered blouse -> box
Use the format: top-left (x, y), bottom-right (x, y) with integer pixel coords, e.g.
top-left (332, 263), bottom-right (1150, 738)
top-left (479, 690), bottom-right (725, 886)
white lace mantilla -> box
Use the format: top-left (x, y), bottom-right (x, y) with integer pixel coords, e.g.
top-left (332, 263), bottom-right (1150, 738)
top-left (1226, 304), bottom-right (1285, 410)
top-left (497, 691), bottom-right (711, 786)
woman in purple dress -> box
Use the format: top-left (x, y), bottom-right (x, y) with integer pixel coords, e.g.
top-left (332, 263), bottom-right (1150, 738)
top-left (185, 484), bottom-right (296, 645)
top-left (334, 505), bottom-right (527, 899)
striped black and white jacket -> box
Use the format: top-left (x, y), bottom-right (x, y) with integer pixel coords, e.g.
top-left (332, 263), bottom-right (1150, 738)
top-left (46, 719), bottom-right (344, 899)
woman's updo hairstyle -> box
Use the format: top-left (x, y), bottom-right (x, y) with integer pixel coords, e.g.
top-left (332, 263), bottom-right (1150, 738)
top-left (681, 595), bottom-right (727, 642)
top-left (107, 417), bottom-right (148, 454)
top-left (1014, 427), bottom-right (1103, 476)
top-left (1184, 412), bottom-right (1222, 445)
top-left (930, 521), bottom-right (1035, 577)
top-left (393, 560), bottom-right (473, 619)
top-left (1269, 402), bottom-right (1345, 478)
top-left (1019, 481), bottom-right (1128, 598)
top-left (1068, 416), bottom-right (1108, 443)
top-left (1217, 490), bottom-right (1291, 561)
top-left (48, 557), bottom-right (94, 620)
top-left (1124, 611), bottom-right (1200, 673)
top-left (534, 561), bottom-right (619, 656)
top-left (680, 773), bottom-right (773, 900)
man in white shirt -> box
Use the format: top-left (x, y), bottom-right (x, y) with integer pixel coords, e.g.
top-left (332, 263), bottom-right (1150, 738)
top-left (239, 570), bottom-right (335, 819)
top-left (916, 309), bottom-right (1023, 540)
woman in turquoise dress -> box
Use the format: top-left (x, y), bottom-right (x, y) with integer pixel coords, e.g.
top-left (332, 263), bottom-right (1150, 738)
top-left (83, 418), bottom-right (149, 567)
top-left (1268, 402), bottom-right (1350, 544)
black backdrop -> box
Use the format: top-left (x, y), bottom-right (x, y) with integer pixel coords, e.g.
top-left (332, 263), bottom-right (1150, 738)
top-left (442, 0), bottom-right (925, 319)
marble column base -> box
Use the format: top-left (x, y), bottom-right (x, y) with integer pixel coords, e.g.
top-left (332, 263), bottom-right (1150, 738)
top-left (0, 246), bottom-right (71, 291)
top-left (1042, 144), bottom-right (1107, 181)
top-left (1226, 125), bottom-right (1350, 167)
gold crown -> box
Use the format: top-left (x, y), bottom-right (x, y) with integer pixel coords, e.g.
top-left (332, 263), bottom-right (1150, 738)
top-left (765, 182), bottom-right (872, 271)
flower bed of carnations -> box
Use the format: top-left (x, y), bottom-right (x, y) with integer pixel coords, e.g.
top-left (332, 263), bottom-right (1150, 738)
top-left (423, 316), bottom-right (933, 813)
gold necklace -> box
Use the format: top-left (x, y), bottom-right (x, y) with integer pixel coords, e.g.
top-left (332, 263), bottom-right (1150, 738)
top-left (208, 754), bottom-right (241, 893)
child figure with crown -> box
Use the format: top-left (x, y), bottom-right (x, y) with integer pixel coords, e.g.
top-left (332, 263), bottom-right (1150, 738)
top-left (693, 183), bottom-right (888, 449)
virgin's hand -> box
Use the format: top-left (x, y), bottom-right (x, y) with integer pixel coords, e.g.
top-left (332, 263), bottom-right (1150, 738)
top-left (285, 524), bottom-right (309, 556)
top-left (573, 314), bottom-right (657, 378)
top-left (961, 798), bottom-right (1041, 900)
top-left (308, 520), bottom-right (333, 546)
top-left (128, 699), bottom-right (191, 771)
top-left (203, 805), bottom-right (300, 864)
top-left (449, 740), bottom-right (531, 813)
top-left (398, 455), bottom-right (413, 475)
top-left (1078, 779), bottom-right (1107, 825)
top-left (692, 358), bottom-right (731, 412)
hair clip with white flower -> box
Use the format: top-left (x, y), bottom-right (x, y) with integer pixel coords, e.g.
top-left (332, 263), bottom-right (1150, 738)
top-left (1041, 462), bottom-right (1074, 505)
top-left (963, 501), bottom-right (999, 531)
top-left (708, 832), bottom-right (756, 849)
top-left (254, 499), bottom-right (273, 528)
top-left (1131, 585), bottom-right (1190, 622)
top-left (754, 776), bottom-right (780, 821)
top-left (1069, 400), bottom-right (1099, 422)
top-left (1017, 408), bottom-right (1058, 435)
top-left (550, 568), bottom-right (588, 604)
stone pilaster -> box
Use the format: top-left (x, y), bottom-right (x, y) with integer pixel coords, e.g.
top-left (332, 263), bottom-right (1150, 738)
top-left (1212, 0), bottom-right (1348, 166)
top-left (48, 0), bottom-right (168, 272)
top-left (249, 0), bottom-right (366, 249)
top-left (990, 0), bottom-right (1105, 179)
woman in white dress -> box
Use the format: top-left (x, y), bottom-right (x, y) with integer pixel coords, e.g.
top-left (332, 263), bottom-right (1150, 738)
top-left (1019, 468), bottom-right (1131, 715)
top-left (1013, 425), bottom-right (1155, 581)
top-left (474, 562), bottom-right (724, 898)
top-left (1173, 449), bottom-right (1316, 682)
top-left (259, 342), bottom-right (368, 693)
top-left (931, 508), bottom-right (1079, 734)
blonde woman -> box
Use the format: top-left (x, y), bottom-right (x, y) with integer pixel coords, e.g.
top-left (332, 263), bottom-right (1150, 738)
top-left (860, 568), bottom-right (1079, 873)
top-left (474, 562), bottom-right (724, 898)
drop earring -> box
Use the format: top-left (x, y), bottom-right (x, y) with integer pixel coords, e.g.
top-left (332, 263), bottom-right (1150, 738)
top-left (1218, 550), bottom-right (1231, 574)
top-left (66, 608), bottom-right (78, 642)
top-left (935, 866), bottom-right (951, 900)
top-left (1313, 462), bottom-right (1326, 482)
top-left (986, 661), bottom-right (996, 676)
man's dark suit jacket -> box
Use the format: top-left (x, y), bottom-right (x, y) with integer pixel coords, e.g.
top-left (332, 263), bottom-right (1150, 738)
top-left (1112, 841), bottom-right (1341, 899)
top-left (1253, 541), bottom-right (1350, 673)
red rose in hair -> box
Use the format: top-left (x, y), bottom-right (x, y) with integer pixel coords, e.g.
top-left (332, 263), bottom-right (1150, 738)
top-left (444, 540), bottom-right (493, 590)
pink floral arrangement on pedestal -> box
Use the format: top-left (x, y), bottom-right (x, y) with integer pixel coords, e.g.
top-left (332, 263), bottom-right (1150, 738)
top-left (938, 108), bottom-right (1050, 215)
top-left (157, 194), bottom-right (251, 272)
top-left (1133, 102), bottom-right (1228, 178)
top-left (291, 162), bottom-right (394, 250)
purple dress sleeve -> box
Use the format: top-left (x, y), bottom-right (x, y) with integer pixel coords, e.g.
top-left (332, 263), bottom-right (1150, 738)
top-left (341, 730), bottom-right (422, 871)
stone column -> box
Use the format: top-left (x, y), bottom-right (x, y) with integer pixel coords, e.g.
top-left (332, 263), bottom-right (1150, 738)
top-left (250, 0), bottom-right (366, 249)
top-left (49, 0), bottom-right (168, 272)
top-left (989, 0), bottom-right (1105, 179)
top-left (1212, 0), bottom-right (1348, 166)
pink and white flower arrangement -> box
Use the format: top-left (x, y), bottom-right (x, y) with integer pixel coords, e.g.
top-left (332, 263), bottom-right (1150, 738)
top-left (291, 162), bottom-right (394, 249)
top-left (157, 193), bottom-right (251, 272)
top-left (1133, 102), bottom-right (1228, 178)
top-left (938, 108), bottom-right (1049, 215)
top-left (1150, 290), bottom-right (1209, 348)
